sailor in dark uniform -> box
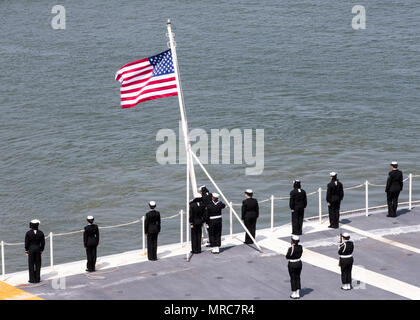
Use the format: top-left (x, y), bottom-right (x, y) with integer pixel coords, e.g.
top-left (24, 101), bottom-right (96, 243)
top-left (286, 235), bottom-right (303, 299)
top-left (83, 215), bottom-right (99, 272)
top-left (24, 219), bottom-right (45, 283)
top-left (204, 193), bottom-right (225, 254)
top-left (338, 232), bottom-right (354, 290)
top-left (326, 172), bottom-right (344, 229)
top-left (189, 194), bottom-right (205, 254)
top-left (386, 161), bottom-right (403, 218)
top-left (199, 185), bottom-right (212, 207)
top-left (145, 201), bottom-right (161, 261)
top-left (289, 180), bottom-right (307, 236)
top-left (199, 186), bottom-right (213, 245)
top-left (241, 189), bottom-right (259, 244)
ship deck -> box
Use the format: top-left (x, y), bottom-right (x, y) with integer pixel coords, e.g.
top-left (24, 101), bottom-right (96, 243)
top-left (1, 206), bottom-right (420, 300)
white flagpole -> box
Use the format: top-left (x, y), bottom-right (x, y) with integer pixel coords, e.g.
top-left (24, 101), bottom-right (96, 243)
top-left (167, 19), bottom-right (194, 261)
top-left (166, 19), bottom-right (198, 197)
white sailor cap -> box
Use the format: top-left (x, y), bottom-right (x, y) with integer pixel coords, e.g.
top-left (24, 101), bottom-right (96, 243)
top-left (212, 193), bottom-right (220, 198)
top-left (149, 201), bottom-right (156, 207)
top-left (30, 219), bottom-right (40, 224)
top-left (330, 172), bottom-right (337, 177)
top-left (342, 232), bottom-right (350, 238)
top-left (291, 235), bottom-right (300, 241)
top-left (87, 215), bottom-right (94, 220)
top-left (199, 185), bottom-right (206, 191)
top-left (245, 189), bottom-right (253, 194)
top-left (391, 161), bottom-right (398, 166)
top-left (293, 179), bottom-right (300, 183)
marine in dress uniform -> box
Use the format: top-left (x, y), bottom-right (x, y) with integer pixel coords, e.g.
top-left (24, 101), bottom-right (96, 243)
top-left (289, 180), bottom-right (307, 236)
top-left (24, 219), bottom-right (45, 283)
top-left (241, 189), bottom-right (259, 244)
top-left (145, 201), bottom-right (161, 261)
top-left (189, 194), bottom-right (205, 254)
top-left (286, 235), bottom-right (303, 299)
top-left (204, 193), bottom-right (225, 254)
top-left (83, 216), bottom-right (99, 272)
top-left (326, 172), bottom-right (344, 229)
top-left (338, 232), bottom-right (354, 290)
top-left (385, 161), bottom-right (403, 218)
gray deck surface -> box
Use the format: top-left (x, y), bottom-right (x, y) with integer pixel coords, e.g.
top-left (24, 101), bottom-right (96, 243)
top-left (22, 207), bottom-right (420, 300)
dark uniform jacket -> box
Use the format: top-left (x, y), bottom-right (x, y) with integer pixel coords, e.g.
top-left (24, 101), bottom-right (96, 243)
top-left (201, 192), bottom-right (212, 207)
top-left (84, 224), bottom-right (99, 247)
top-left (25, 230), bottom-right (45, 253)
top-left (385, 169), bottom-right (403, 193)
top-left (289, 188), bottom-right (307, 211)
top-left (338, 240), bottom-right (354, 257)
top-left (189, 200), bottom-right (205, 225)
top-left (326, 180), bottom-right (344, 204)
top-left (241, 198), bottom-right (259, 220)
top-left (286, 244), bottom-right (303, 260)
top-left (204, 200), bottom-right (226, 224)
top-left (145, 210), bottom-right (161, 234)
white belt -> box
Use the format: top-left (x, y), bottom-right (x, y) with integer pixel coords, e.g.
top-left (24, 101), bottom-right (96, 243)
top-left (288, 259), bottom-right (301, 262)
top-left (210, 215), bottom-right (222, 220)
top-left (340, 255), bottom-right (353, 258)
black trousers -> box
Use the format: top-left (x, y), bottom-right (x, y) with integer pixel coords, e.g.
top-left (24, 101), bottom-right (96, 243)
top-left (28, 251), bottom-right (42, 283)
top-left (340, 257), bottom-right (353, 285)
top-left (244, 217), bottom-right (257, 244)
top-left (86, 246), bottom-right (97, 271)
top-left (328, 203), bottom-right (340, 228)
top-left (208, 220), bottom-right (222, 247)
top-left (191, 224), bottom-right (202, 253)
top-left (288, 261), bottom-right (302, 291)
top-left (147, 233), bottom-right (158, 260)
top-left (387, 191), bottom-right (400, 217)
top-left (291, 209), bottom-right (304, 235)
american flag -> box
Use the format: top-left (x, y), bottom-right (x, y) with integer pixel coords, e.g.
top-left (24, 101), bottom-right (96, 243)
top-left (115, 49), bottom-right (178, 108)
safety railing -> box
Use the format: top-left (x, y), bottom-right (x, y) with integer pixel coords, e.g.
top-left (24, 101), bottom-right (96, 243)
top-left (0, 211), bottom-right (182, 280)
top-left (1, 173), bottom-right (419, 280)
top-left (229, 173), bottom-right (418, 234)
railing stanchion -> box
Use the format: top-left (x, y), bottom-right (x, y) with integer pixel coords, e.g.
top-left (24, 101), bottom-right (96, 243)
top-left (270, 195), bottom-right (274, 232)
top-left (409, 173), bottom-right (413, 210)
top-left (1, 241), bottom-right (5, 280)
top-left (365, 180), bottom-right (369, 217)
top-left (49, 232), bottom-right (54, 269)
top-left (229, 202), bottom-right (233, 238)
top-left (142, 216), bottom-right (146, 254)
top-left (318, 188), bottom-right (322, 224)
top-left (180, 210), bottom-right (183, 247)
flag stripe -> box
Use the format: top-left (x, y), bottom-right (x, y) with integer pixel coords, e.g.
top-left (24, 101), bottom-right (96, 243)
top-left (121, 83), bottom-right (177, 100)
top-left (120, 88), bottom-right (178, 107)
top-left (121, 92), bottom-right (178, 108)
top-left (121, 79), bottom-right (177, 97)
top-left (120, 74), bottom-right (175, 92)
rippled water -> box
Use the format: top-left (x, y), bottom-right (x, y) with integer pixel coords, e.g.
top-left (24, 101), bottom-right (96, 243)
top-left (0, 0), bottom-right (419, 273)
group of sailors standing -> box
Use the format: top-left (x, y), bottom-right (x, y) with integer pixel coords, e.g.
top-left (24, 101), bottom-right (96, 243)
top-left (285, 161), bottom-right (403, 299)
top-left (23, 161), bottom-right (404, 299)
